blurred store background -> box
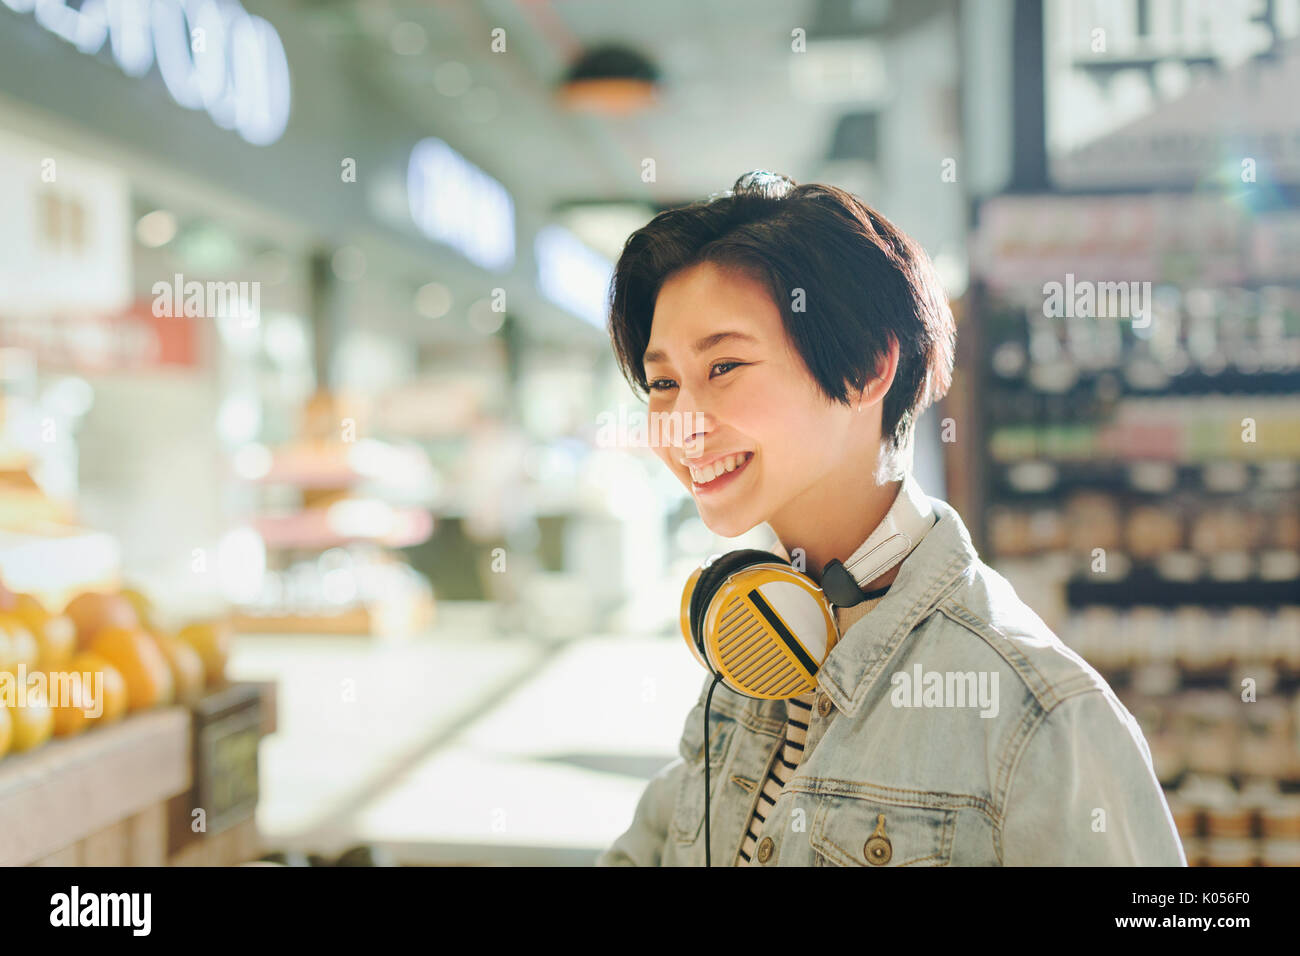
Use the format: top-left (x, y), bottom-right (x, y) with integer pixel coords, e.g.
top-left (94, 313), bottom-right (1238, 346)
top-left (0, 0), bottom-right (1296, 867)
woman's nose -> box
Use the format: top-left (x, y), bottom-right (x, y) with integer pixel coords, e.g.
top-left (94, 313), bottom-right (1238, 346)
top-left (659, 383), bottom-right (713, 455)
top-left (679, 412), bottom-right (711, 458)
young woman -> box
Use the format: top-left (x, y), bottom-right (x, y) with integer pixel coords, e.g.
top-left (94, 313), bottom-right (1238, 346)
top-left (595, 171), bottom-right (1185, 866)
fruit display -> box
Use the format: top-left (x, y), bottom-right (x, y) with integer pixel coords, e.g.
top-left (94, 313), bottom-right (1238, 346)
top-left (63, 591), bottom-right (140, 651)
top-left (11, 594), bottom-right (75, 670)
top-left (69, 651), bottom-right (129, 726)
top-left (89, 626), bottom-right (174, 712)
top-left (4, 683), bottom-right (53, 753)
top-left (0, 573), bottom-right (231, 764)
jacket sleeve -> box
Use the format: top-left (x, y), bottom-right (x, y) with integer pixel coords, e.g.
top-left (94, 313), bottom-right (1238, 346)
top-left (999, 687), bottom-right (1188, 866)
top-left (594, 755), bottom-right (686, 866)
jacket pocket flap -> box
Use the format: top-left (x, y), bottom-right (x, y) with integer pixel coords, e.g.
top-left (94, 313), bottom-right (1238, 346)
top-left (810, 793), bottom-right (955, 866)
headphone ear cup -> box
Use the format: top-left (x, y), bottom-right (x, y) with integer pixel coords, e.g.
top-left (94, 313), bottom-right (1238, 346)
top-left (688, 549), bottom-right (792, 664)
top-left (679, 565), bottom-right (707, 668)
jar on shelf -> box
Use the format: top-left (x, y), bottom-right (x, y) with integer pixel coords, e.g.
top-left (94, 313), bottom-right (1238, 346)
top-left (1274, 607), bottom-right (1300, 673)
top-left (1180, 695), bottom-right (1239, 776)
top-left (1259, 839), bottom-right (1300, 866)
top-left (988, 506), bottom-right (1033, 558)
top-left (1169, 606), bottom-right (1210, 673)
top-left (1259, 794), bottom-right (1300, 841)
top-left (1225, 606), bottom-right (1270, 666)
top-left (1190, 505), bottom-right (1254, 555)
top-left (1126, 606), bottom-right (1168, 668)
top-left (1065, 492), bottom-right (1123, 554)
top-left (1199, 610), bottom-right (1237, 672)
top-left (1027, 507), bottom-right (1067, 553)
top-left (1202, 837), bottom-right (1258, 866)
top-left (1239, 701), bottom-right (1291, 778)
top-left (1125, 504), bottom-right (1184, 560)
top-left (1093, 606), bottom-right (1132, 671)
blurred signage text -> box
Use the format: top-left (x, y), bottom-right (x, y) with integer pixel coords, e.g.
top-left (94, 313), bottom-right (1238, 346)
top-left (535, 225), bottom-right (614, 329)
top-left (0, 0), bottom-right (291, 146)
top-left (407, 137), bottom-right (515, 271)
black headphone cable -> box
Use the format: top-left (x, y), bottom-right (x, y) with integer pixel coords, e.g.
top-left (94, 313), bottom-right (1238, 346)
top-left (698, 578), bottom-right (892, 867)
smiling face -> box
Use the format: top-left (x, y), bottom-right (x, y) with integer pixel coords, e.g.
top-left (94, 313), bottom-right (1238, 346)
top-left (643, 260), bottom-right (878, 539)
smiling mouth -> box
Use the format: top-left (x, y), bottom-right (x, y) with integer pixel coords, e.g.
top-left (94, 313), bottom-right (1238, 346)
top-left (689, 451), bottom-right (754, 490)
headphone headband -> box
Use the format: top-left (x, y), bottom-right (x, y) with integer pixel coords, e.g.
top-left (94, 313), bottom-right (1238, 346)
top-left (835, 472), bottom-right (936, 591)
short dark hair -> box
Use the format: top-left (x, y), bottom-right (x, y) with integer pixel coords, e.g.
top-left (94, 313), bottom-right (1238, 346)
top-left (606, 170), bottom-right (955, 460)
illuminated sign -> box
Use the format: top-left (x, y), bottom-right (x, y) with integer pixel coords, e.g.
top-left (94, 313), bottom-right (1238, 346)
top-left (1, 0), bottom-right (291, 146)
top-left (535, 225), bottom-right (614, 328)
top-left (407, 137), bottom-right (515, 271)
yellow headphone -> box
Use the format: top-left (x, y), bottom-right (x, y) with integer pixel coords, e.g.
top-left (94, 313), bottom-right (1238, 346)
top-left (679, 476), bottom-right (937, 700)
top-left (680, 550), bottom-right (841, 700)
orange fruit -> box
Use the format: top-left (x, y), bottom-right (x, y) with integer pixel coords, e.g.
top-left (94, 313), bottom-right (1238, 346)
top-left (0, 614), bottom-right (38, 678)
top-left (89, 627), bottom-right (173, 711)
top-left (6, 684), bottom-right (53, 753)
top-left (176, 621), bottom-right (230, 687)
top-left (68, 652), bottom-right (128, 725)
top-left (64, 592), bottom-right (139, 651)
top-left (153, 632), bottom-right (206, 705)
top-left (119, 587), bottom-right (155, 630)
top-left (12, 594), bottom-right (76, 671)
top-left (46, 668), bottom-right (97, 737)
top-left (0, 704), bottom-right (11, 759)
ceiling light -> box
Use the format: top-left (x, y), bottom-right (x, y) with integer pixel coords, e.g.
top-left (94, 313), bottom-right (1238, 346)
top-left (557, 44), bottom-right (660, 115)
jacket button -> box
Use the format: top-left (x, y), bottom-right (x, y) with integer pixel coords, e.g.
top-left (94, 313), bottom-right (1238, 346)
top-left (757, 837), bottom-right (774, 863)
top-left (816, 693), bottom-right (833, 718)
top-left (865, 813), bottom-right (892, 864)
top-left (864, 836), bottom-right (892, 865)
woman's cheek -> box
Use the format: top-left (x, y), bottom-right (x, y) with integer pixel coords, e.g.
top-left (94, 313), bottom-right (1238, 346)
top-left (734, 391), bottom-right (803, 444)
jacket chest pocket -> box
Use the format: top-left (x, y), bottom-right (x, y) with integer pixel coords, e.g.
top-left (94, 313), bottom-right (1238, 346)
top-left (670, 704), bottom-right (736, 846)
top-left (810, 793), bottom-right (956, 866)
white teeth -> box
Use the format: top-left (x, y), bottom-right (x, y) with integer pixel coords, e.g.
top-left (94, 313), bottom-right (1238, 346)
top-left (689, 452), bottom-right (750, 484)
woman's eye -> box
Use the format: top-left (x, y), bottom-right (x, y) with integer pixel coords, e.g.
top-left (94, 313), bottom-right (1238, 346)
top-left (647, 363), bottom-right (744, 392)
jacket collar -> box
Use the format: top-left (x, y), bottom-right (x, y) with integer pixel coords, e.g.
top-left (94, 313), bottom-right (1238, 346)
top-left (750, 484), bottom-right (978, 722)
top-left (818, 492), bottom-right (977, 716)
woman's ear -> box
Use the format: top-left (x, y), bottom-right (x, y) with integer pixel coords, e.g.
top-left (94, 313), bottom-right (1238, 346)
top-left (857, 338), bottom-right (901, 410)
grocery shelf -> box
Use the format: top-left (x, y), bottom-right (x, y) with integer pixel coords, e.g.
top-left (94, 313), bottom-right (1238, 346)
top-left (1067, 571), bottom-right (1300, 608)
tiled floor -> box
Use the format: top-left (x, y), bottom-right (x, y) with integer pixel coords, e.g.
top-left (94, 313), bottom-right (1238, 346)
top-left (228, 601), bottom-right (703, 864)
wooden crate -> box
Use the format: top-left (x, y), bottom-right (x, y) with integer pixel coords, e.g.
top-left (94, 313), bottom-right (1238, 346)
top-left (0, 708), bottom-right (190, 866)
top-left (0, 681), bottom-right (278, 867)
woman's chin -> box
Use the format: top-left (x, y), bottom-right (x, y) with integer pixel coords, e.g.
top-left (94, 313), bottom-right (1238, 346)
top-left (697, 507), bottom-right (759, 540)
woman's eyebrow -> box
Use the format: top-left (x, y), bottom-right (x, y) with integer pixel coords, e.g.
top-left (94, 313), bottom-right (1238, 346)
top-left (643, 330), bottom-right (759, 365)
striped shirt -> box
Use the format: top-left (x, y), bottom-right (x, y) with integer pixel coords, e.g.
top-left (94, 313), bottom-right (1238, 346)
top-left (737, 589), bottom-right (889, 865)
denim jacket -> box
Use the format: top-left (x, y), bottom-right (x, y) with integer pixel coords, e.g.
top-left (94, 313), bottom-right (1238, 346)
top-left (596, 490), bottom-right (1188, 866)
